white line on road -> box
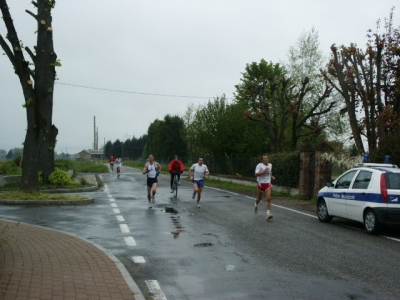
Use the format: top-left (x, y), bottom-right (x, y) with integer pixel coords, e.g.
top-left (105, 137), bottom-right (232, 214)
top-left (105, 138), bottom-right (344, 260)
top-left (109, 198), bottom-right (115, 202)
top-left (383, 236), bottom-right (400, 242)
top-left (244, 196), bottom-right (317, 219)
top-left (116, 215), bottom-right (125, 222)
top-left (132, 256), bottom-right (146, 263)
top-left (145, 280), bottom-right (167, 300)
top-left (120, 224), bottom-right (130, 233)
top-left (113, 209), bottom-right (120, 214)
top-left (209, 187), bottom-right (239, 196)
top-left (111, 203), bottom-right (118, 208)
top-left (107, 194), bottom-right (113, 198)
top-left (124, 236), bottom-right (137, 246)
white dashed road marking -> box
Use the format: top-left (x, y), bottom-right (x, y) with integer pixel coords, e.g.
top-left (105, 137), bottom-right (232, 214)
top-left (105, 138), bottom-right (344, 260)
top-left (111, 203), bottom-right (118, 208)
top-left (124, 236), bottom-right (137, 246)
top-left (145, 280), bottom-right (167, 300)
top-left (132, 256), bottom-right (146, 263)
top-left (113, 208), bottom-right (120, 214)
top-left (116, 215), bottom-right (125, 222)
top-left (120, 224), bottom-right (130, 233)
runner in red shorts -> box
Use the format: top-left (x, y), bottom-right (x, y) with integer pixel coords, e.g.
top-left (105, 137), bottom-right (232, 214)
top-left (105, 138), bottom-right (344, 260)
top-left (254, 154), bottom-right (275, 220)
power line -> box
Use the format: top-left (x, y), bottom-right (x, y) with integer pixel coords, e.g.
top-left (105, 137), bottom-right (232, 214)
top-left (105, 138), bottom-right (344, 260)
top-left (55, 82), bottom-right (230, 99)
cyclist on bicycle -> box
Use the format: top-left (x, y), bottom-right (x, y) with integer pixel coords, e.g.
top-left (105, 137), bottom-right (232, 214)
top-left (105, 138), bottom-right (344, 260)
top-left (168, 155), bottom-right (184, 193)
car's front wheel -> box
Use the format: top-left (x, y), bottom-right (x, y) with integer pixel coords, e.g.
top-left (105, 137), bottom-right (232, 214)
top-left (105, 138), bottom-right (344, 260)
top-left (364, 209), bottom-right (379, 234)
top-left (317, 199), bottom-right (333, 222)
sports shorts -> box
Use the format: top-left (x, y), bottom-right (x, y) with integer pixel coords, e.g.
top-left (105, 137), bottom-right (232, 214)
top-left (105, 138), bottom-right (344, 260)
top-left (147, 177), bottom-right (158, 188)
top-left (193, 180), bottom-right (205, 188)
top-left (257, 182), bottom-right (272, 192)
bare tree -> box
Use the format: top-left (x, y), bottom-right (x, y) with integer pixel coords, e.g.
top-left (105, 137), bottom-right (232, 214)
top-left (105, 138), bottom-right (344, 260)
top-left (0, 0), bottom-right (58, 190)
top-left (322, 9), bottom-right (400, 155)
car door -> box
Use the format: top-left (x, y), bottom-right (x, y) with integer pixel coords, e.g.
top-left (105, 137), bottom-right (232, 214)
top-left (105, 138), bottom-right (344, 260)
top-left (329, 170), bottom-right (358, 217)
top-left (346, 170), bottom-right (373, 221)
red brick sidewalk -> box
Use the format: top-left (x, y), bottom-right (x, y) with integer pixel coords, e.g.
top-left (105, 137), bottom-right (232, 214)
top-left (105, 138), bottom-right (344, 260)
top-left (0, 220), bottom-right (142, 300)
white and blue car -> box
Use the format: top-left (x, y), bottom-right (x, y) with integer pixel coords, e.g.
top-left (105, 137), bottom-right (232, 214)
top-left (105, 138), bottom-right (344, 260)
top-left (317, 163), bottom-right (400, 234)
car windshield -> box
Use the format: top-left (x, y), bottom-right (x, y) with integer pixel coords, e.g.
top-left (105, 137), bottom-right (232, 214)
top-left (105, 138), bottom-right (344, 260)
top-left (386, 173), bottom-right (400, 189)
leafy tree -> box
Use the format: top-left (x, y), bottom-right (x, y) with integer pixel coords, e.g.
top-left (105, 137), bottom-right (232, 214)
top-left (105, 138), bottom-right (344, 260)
top-left (160, 115), bottom-right (187, 161)
top-left (124, 135), bottom-right (147, 160)
top-left (104, 141), bottom-right (113, 158)
top-left (186, 96), bottom-right (267, 158)
top-left (287, 28), bottom-right (347, 147)
top-left (143, 115), bottom-right (187, 161)
top-left (143, 119), bottom-right (164, 160)
top-left (0, 149), bottom-right (6, 159)
top-left (235, 59), bottom-right (334, 152)
top-left (0, 1), bottom-right (59, 190)
top-left (113, 139), bottom-right (122, 158)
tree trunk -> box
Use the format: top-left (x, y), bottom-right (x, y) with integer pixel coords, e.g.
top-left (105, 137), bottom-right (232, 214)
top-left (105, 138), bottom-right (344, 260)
top-left (0, 0), bottom-right (58, 190)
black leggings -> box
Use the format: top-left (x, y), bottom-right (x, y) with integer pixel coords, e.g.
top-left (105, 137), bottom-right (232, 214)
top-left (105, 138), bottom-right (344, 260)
top-left (170, 173), bottom-right (181, 188)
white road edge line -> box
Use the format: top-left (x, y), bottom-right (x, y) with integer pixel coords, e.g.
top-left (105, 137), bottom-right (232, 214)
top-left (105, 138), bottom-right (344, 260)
top-left (383, 236), bottom-right (400, 242)
top-left (244, 195), bottom-right (317, 219)
top-left (145, 280), bottom-right (167, 300)
top-left (208, 186), bottom-right (239, 196)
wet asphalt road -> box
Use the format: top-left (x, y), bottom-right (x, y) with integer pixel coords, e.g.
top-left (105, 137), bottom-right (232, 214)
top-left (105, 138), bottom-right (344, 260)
top-left (1, 166), bottom-right (400, 299)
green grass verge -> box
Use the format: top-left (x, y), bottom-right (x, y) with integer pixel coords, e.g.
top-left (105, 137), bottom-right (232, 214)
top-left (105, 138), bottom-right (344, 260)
top-left (0, 191), bottom-right (88, 201)
top-left (74, 161), bottom-right (109, 173)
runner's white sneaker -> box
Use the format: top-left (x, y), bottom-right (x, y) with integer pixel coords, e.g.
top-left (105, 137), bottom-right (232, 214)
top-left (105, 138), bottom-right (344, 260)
top-left (266, 213), bottom-right (273, 220)
top-left (170, 189), bottom-right (173, 193)
top-left (254, 205), bottom-right (258, 214)
top-left (196, 201), bottom-right (200, 208)
top-left (148, 202), bottom-right (152, 208)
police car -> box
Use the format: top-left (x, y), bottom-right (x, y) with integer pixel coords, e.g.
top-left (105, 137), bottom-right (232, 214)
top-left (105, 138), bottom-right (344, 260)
top-left (317, 162), bottom-right (400, 234)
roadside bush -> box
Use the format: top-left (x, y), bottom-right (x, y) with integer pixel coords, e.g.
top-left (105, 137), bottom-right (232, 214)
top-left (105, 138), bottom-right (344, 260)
top-left (14, 156), bottom-right (22, 167)
top-left (268, 152), bottom-right (300, 188)
top-left (0, 160), bottom-right (22, 175)
top-left (48, 168), bottom-right (73, 186)
top-left (55, 159), bottom-right (76, 177)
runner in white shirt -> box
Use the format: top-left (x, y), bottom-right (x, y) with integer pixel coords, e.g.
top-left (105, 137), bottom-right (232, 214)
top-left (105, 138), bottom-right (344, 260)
top-left (254, 154), bottom-right (275, 220)
top-left (116, 158), bottom-right (122, 178)
top-left (189, 156), bottom-right (210, 208)
top-left (142, 154), bottom-right (162, 208)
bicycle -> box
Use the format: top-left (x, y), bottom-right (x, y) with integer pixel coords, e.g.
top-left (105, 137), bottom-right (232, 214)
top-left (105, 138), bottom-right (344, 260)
top-left (171, 172), bottom-right (181, 198)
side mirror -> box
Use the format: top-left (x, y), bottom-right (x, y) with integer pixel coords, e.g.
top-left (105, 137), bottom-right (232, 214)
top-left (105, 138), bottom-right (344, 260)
top-left (326, 182), bottom-right (334, 188)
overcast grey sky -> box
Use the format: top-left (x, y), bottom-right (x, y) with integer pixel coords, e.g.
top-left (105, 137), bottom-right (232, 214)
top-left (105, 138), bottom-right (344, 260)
top-left (0, 0), bottom-right (398, 154)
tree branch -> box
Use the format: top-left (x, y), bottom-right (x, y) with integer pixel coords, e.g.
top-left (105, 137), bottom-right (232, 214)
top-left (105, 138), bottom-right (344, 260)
top-left (25, 9), bottom-right (37, 20)
top-left (0, 34), bottom-right (16, 67)
top-left (25, 46), bottom-right (36, 63)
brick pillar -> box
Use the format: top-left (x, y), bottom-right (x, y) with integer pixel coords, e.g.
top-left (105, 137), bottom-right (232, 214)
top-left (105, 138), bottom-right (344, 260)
top-left (299, 151), bottom-right (313, 199)
top-left (313, 151), bottom-right (332, 196)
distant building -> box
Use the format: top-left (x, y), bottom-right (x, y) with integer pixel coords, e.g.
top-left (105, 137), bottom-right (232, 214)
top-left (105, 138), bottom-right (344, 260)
top-left (76, 150), bottom-right (91, 161)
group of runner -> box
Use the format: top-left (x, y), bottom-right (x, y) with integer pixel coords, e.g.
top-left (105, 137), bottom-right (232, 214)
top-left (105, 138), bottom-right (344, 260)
top-left (109, 154), bottom-right (275, 220)
top-left (109, 156), bottom-right (122, 177)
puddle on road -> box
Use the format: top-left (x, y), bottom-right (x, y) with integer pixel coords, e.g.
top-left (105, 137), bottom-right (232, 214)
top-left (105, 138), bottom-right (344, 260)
top-left (193, 243), bottom-right (214, 247)
top-left (164, 207), bottom-right (186, 239)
